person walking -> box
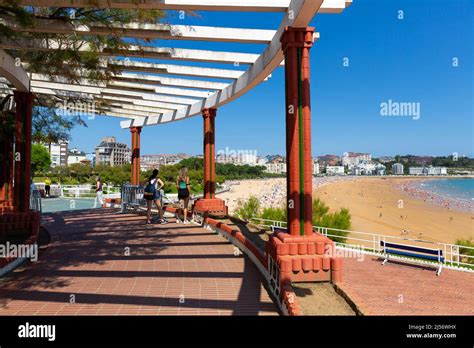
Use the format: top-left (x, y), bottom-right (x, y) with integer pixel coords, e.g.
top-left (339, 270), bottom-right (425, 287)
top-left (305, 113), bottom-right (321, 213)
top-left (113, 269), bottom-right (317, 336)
top-left (44, 177), bottom-right (51, 197)
top-left (95, 176), bottom-right (104, 208)
top-left (144, 169), bottom-right (167, 224)
top-left (175, 166), bottom-right (191, 224)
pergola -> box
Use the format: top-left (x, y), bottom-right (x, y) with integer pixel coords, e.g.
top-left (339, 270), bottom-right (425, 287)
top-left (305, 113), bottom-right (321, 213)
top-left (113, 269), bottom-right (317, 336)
top-left (0, 0), bottom-right (351, 287)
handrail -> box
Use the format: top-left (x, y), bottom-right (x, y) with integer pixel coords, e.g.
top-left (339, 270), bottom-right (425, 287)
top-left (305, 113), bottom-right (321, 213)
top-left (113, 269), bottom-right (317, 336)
top-left (250, 217), bottom-right (474, 273)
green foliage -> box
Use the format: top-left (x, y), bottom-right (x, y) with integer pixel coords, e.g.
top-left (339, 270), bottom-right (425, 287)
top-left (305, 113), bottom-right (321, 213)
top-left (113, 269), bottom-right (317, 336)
top-left (1, 3), bottom-right (165, 85)
top-left (234, 195), bottom-right (351, 243)
top-left (456, 238), bottom-right (474, 265)
top-left (432, 156), bottom-right (474, 168)
top-left (32, 107), bottom-right (87, 145)
top-left (0, 2), bottom-right (168, 145)
top-left (259, 205), bottom-right (286, 222)
top-left (94, 163), bottom-right (131, 186)
top-left (31, 143), bottom-right (51, 174)
top-left (235, 196), bottom-right (260, 221)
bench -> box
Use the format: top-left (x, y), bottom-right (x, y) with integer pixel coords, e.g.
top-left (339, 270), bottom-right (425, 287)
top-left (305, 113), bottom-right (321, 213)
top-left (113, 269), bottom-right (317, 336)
top-left (380, 241), bottom-right (445, 276)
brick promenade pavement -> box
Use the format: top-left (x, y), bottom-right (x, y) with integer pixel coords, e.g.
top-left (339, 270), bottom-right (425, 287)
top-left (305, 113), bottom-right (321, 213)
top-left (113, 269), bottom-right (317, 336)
top-left (0, 209), bottom-right (277, 315)
top-left (339, 255), bottom-right (474, 315)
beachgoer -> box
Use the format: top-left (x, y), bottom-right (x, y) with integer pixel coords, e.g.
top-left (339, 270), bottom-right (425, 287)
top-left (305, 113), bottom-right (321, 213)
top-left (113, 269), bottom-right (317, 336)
top-left (144, 169), bottom-right (167, 224)
top-left (176, 166), bottom-right (191, 224)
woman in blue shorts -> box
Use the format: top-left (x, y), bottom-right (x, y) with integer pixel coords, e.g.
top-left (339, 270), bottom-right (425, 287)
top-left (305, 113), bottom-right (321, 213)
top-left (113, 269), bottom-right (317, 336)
top-left (144, 169), bottom-right (167, 224)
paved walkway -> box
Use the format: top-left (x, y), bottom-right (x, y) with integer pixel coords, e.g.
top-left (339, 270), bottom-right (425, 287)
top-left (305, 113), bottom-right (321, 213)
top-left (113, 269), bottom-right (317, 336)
top-left (0, 209), bottom-right (278, 315)
top-left (339, 255), bottom-right (474, 315)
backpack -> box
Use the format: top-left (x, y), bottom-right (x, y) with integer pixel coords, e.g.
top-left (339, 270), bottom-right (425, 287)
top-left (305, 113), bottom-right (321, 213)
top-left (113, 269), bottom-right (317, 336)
top-left (144, 179), bottom-right (156, 197)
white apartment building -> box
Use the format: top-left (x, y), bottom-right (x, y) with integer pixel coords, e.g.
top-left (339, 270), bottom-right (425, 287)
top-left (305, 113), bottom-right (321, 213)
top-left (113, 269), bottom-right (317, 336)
top-left (409, 167), bottom-right (424, 175)
top-left (392, 163), bottom-right (404, 175)
top-left (67, 148), bottom-right (87, 165)
top-left (264, 163), bottom-right (287, 174)
top-left (351, 162), bottom-right (385, 175)
top-left (141, 154), bottom-right (183, 171)
top-left (326, 166), bottom-right (345, 175)
top-left (216, 153), bottom-right (257, 166)
top-left (313, 161), bottom-right (320, 175)
top-left (426, 166), bottom-right (448, 175)
top-left (45, 141), bottom-right (68, 167)
top-left (409, 166), bottom-right (448, 175)
top-left (342, 152), bottom-right (372, 168)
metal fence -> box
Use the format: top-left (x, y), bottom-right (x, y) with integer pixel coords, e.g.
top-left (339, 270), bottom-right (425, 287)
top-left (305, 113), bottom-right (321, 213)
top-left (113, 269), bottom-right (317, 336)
top-left (121, 185), bottom-right (146, 213)
top-left (34, 183), bottom-right (121, 199)
top-left (250, 217), bottom-right (474, 273)
top-left (29, 189), bottom-right (42, 213)
top-left (120, 184), bottom-right (230, 213)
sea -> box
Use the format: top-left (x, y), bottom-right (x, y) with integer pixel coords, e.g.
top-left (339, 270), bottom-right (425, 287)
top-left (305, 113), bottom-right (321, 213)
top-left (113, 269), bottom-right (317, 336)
top-left (418, 178), bottom-right (474, 202)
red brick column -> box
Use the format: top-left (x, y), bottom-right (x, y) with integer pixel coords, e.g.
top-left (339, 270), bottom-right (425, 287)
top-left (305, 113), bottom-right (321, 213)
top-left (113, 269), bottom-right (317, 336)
top-left (130, 126), bottom-right (142, 185)
top-left (281, 27), bottom-right (315, 237)
top-left (202, 108), bottom-right (216, 199)
top-left (264, 27), bottom-right (342, 287)
top-left (193, 108), bottom-right (227, 216)
top-left (0, 123), bottom-right (14, 211)
top-left (13, 91), bottom-right (33, 213)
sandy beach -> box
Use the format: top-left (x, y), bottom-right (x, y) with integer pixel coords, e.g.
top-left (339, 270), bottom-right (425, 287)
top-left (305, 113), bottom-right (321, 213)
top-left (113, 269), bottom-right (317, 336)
top-left (314, 177), bottom-right (473, 244)
top-left (217, 176), bottom-right (474, 244)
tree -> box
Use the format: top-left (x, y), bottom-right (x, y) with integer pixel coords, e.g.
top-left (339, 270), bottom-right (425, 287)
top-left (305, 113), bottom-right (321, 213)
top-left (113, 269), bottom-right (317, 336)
top-left (31, 143), bottom-right (51, 174)
top-left (32, 107), bottom-right (87, 151)
top-left (1, 3), bottom-right (165, 86)
top-left (0, 2), bottom-right (168, 145)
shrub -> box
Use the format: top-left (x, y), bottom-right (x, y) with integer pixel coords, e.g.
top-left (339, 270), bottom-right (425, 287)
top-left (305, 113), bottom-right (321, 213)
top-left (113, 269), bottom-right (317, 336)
top-left (259, 205), bottom-right (286, 222)
top-left (234, 196), bottom-right (260, 221)
top-left (456, 238), bottom-right (474, 265)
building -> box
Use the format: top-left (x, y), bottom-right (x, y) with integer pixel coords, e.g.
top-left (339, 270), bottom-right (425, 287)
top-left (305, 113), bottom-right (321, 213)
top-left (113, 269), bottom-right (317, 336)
top-left (215, 149), bottom-right (257, 166)
top-left (257, 157), bottom-right (268, 166)
top-left (141, 154), bottom-right (183, 171)
top-left (350, 162), bottom-right (380, 175)
top-left (342, 152), bottom-right (372, 168)
top-left (312, 161), bottom-right (320, 175)
top-left (425, 166), bottom-right (448, 175)
top-left (409, 166), bottom-right (447, 175)
top-left (375, 163), bottom-right (386, 176)
top-left (317, 154), bottom-right (340, 167)
top-left (409, 167), bottom-right (424, 175)
top-left (44, 141), bottom-right (68, 167)
top-left (264, 162), bottom-right (286, 174)
top-left (95, 137), bottom-right (131, 167)
top-left (67, 148), bottom-right (87, 165)
top-left (392, 163), bottom-right (404, 175)
top-left (326, 166), bottom-right (345, 175)
top-left (378, 156), bottom-right (395, 163)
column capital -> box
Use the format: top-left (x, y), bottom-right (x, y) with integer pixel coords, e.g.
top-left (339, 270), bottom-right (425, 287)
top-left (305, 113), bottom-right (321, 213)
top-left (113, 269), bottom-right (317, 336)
top-left (280, 27), bottom-right (315, 50)
top-left (202, 108), bottom-right (217, 119)
top-left (129, 126), bottom-right (142, 134)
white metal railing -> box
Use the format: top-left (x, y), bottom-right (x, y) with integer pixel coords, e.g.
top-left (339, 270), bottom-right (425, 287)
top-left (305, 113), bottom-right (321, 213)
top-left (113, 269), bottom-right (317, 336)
top-left (35, 183), bottom-right (121, 199)
top-left (250, 217), bottom-right (474, 273)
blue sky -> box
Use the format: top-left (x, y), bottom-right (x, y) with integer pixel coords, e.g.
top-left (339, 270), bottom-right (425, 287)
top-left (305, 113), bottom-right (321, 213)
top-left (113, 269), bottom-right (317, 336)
top-left (67, 0), bottom-right (473, 158)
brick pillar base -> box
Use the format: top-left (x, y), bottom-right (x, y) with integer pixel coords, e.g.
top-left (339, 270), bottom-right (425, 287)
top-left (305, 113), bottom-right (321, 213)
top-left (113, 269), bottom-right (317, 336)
top-left (266, 229), bottom-right (342, 284)
top-left (193, 198), bottom-right (227, 217)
